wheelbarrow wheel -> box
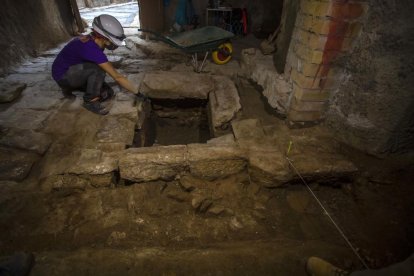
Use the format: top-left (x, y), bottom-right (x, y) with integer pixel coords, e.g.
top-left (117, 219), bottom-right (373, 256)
top-left (212, 42), bottom-right (233, 65)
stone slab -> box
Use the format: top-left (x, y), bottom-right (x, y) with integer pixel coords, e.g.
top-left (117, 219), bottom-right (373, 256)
top-left (188, 144), bottom-right (247, 179)
top-left (207, 134), bottom-right (236, 145)
top-left (279, 130), bottom-right (358, 182)
top-left (12, 87), bottom-right (62, 110)
top-left (139, 71), bottom-right (214, 99)
top-left (0, 108), bottom-right (51, 130)
top-left (248, 149), bottom-right (292, 187)
top-left (209, 76), bottom-right (241, 128)
top-left (231, 119), bottom-right (266, 141)
top-left (66, 149), bottom-right (118, 175)
top-left (127, 73), bottom-right (145, 94)
top-left (119, 145), bottom-right (187, 182)
top-left (0, 127), bottom-right (52, 155)
top-left (288, 152), bottom-right (358, 181)
top-left (0, 82), bottom-right (26, 103)
top-left (26, 81), bottom-right (62, 94)
top-left (95, 116), bottom-right (136, 146)
top-left (91, 142), bottom-right (127, 153)
top-left (40, 144), bottom-right (118, 179)
top-left (14, 57), bottom-right (55, 74)
top-left (4, 73), bottom-right (51, 87)
top-left (108, 98), bottom-right (138, 121)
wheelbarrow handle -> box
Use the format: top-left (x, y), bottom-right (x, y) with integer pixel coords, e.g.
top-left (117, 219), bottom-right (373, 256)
top-left (138, 29), bottom-right (162, 38)
top-left (138, 29), bottom-right (182, 49)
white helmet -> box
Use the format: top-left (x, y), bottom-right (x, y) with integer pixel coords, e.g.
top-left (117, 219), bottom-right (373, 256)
top-left (92, 14), bottom-right (126, 46)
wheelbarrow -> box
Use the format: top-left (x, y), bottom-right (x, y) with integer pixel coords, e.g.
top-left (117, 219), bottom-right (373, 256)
top-left (138, 26), bottom-right (234, 73)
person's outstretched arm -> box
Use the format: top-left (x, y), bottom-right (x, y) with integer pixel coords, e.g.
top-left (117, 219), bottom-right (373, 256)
top-left (99, 62), bottom-right (138, 94)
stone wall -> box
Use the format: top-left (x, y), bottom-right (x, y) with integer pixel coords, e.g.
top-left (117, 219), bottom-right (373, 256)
top-left (325, 0), bottom-right (414, 155)
top-left (0, 0), bottom-right (75, 75)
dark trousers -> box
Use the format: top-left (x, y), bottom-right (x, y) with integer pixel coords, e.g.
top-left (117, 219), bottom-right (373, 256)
top-left (56, 62), bottom-right (113, 102)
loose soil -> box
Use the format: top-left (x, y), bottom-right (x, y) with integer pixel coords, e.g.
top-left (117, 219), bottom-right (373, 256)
top-left (0, 38), bottom-right (413, 276)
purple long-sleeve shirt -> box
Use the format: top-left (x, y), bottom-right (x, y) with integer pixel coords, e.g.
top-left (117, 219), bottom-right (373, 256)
top-left (52, 36), bottom-right (108, 81)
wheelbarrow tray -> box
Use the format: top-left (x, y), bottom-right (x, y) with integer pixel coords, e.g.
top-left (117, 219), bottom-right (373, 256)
top-left (139, 26), bottom-right (234, 54)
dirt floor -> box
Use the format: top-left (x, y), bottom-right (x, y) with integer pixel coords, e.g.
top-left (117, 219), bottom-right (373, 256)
top-left (0, 34), bottom-right (413, 275)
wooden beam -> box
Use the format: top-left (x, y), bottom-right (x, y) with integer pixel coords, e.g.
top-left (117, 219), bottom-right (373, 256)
top-left (69, 0), bottom-right (85, 34)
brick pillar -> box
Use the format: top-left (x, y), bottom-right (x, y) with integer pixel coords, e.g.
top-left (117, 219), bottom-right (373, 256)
top-left (285, 0), bottom-right (368, 124)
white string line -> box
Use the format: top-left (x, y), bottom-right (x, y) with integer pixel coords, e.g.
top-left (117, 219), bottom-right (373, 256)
top-left (286, 157), bottom-right (370, 269)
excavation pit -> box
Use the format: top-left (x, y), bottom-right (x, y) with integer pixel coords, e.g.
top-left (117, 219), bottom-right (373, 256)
top-left (133, 98), bottom-right (211, 147)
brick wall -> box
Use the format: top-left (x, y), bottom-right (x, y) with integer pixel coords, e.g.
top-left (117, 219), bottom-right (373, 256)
top-left (284, 0), bottom-right (368, 124)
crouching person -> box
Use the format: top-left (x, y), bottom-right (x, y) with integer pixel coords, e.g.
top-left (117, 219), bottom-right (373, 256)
top-left (52, 14), bottom-right (138, 115)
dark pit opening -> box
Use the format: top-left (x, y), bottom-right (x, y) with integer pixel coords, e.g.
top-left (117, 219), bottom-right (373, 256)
top-left (133, 98), bottom-right (211, 147)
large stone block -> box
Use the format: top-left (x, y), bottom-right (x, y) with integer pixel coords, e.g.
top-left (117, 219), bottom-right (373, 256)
top-left (287, 151), bottom-right (358, 182)
top-left (187, 144), bottom-right (247, 179)
top-left (40, 144), bottom-right (118, 179)
top-left (119, 145), bottom-right (187, 182)
top-left (108, 98), bottom-right (139, 122)
top-left (248, 150), bottom-right (291, 187)
top-left (209, 76), bottom-right (241, 129)
top-left (127, 73), bottom-right (145, 93)
top-left (67, 149), bottom-right (118, 175)
top-left (95, 116), bottom-right (136, 146)
top-left (139, 71), bottom-right (214, 99)
top-left (231, 119), bottom-right (266, 141)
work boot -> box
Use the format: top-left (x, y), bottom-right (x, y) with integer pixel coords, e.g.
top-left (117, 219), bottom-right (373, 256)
top-left (99, 83), bottom-right (114, 102)
top-left (0, 252), bottom-right (35, 276)
top-left (306, 257), bottom-right (350, 276)
top-left (82, 101), bottom-right (109, 115)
